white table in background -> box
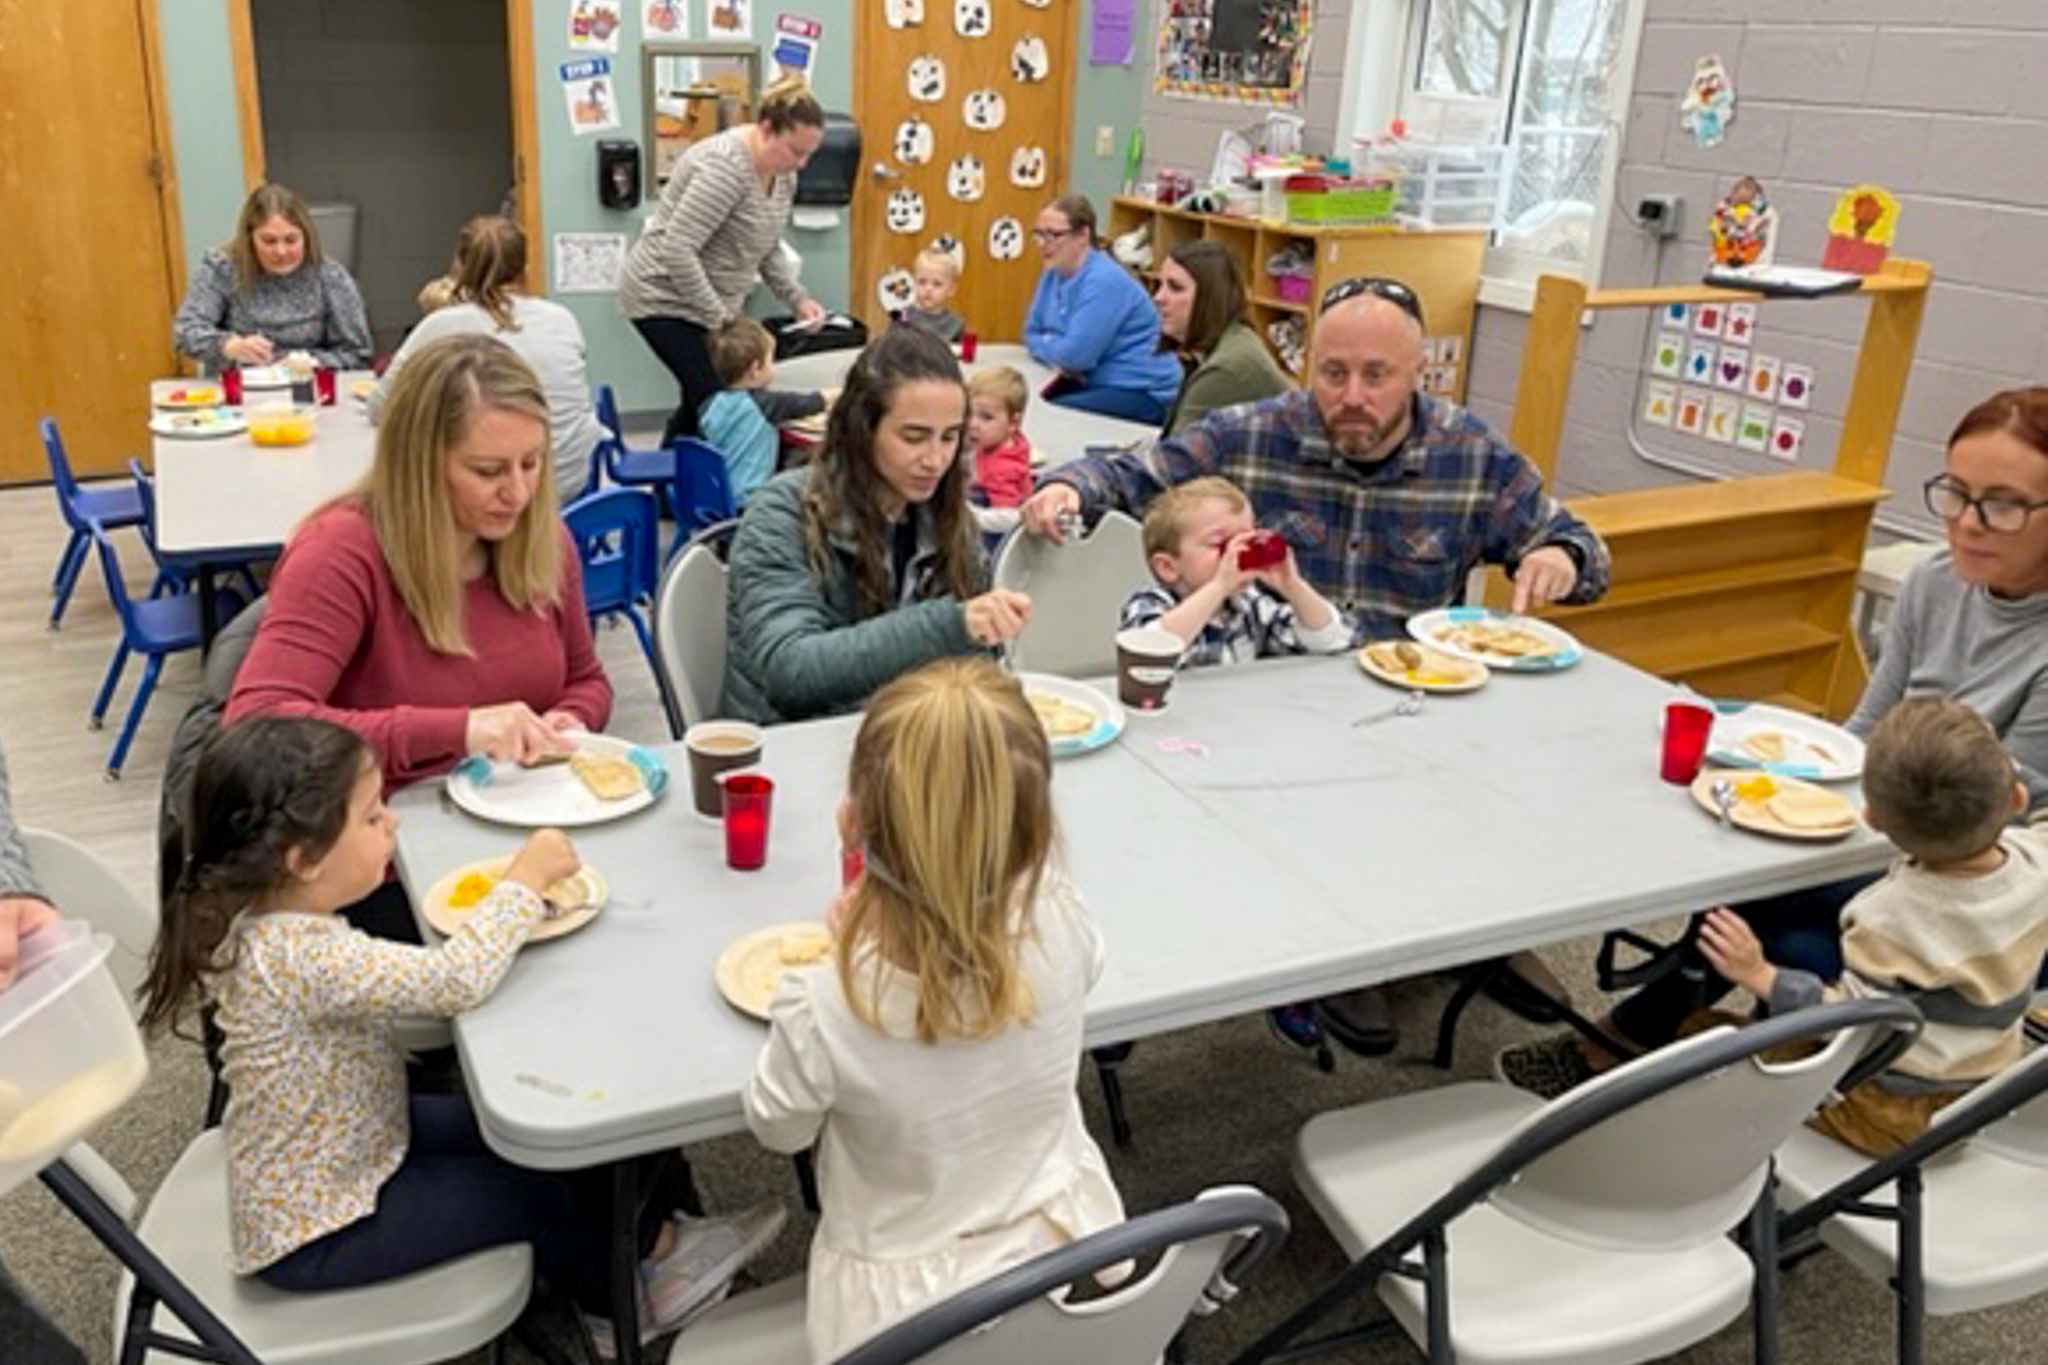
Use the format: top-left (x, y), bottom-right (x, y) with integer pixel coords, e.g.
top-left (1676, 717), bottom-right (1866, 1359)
top-left (389, 650), bottom-right (1889, 1172)
top-left (150, 375), bottom-right (378, 642)
top-left (771, 342), bottom-right (1159, 463)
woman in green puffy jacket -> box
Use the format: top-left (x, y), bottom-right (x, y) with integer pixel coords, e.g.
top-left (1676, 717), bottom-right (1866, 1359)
top-left (721, 327), bottom-right (1033, 725)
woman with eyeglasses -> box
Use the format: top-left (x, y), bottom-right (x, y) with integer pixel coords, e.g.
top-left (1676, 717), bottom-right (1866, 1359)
top-left (1022, 195), bottom-right (1185, 425)
top-left (1498, 385), bottom-right (2048, 1099)
top-left (1151, 240), bottom-right (1291, 437)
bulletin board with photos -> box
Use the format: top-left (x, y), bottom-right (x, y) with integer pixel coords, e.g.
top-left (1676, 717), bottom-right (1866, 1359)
top-left (1155, 0), bottom-right (1313, 106)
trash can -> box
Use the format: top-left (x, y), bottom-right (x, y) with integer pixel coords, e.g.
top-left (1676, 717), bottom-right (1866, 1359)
top-left (308, 202), bottom-right (359, 274)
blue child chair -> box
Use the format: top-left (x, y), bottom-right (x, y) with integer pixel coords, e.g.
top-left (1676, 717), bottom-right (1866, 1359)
top-left (563, 488), bottom-right (662, 686)
top-left (594, 384), bottom-right (676, 499)
top-left (42, 417), bottom-right (145, 630)
top-left (85, 518), bottom-right (246, 779)
top-left (664, 439), bottom-right (737, 567)
top-left (127, 460), bottom-right (264, 603)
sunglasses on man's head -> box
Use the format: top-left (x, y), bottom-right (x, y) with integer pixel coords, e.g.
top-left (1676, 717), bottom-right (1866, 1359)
top-left (1319, 276), bottom-right (1426, 330)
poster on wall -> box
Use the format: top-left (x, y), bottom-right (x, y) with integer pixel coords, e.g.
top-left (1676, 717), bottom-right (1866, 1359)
top-left (773, 14), bottom-right (822, 80)
top-left (708, 0), bottom-right (754, 39)
top-left (1091, 0), bottom-right (1135, 65)
top-left (569, 0), bottom-right (623, 52)
top-left (1154, 0), bottom-right (1313, 106)
top-left (562, 58), bottom-right (620, 136)
top-left (554, 233), bottom-right (628, 293)
top-left (644, 0), bottom-right (688, 37)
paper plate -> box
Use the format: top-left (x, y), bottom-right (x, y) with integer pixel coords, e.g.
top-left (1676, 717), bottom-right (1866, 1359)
top-left (420, 855), bottom-right (607, 942)
top-left (1689, 769), bottom-right (1860, 842)
top-left (1706, 704), bottom-right (1864, 782)
top-left (715, 922), bottom-right (833, 1021)
top-left (149, 409), bottom-right (246, 439)
top-left (444, 733), bottom-right (666, 828)
top-left (1356, 640), bottom-right (1488, 694)
top-left (154, 385), bottom-right (226, 410)
top-left (1016, 672), bottom-right (1125, 757)
top-left (1407, 607), bottom-right (1583, 673)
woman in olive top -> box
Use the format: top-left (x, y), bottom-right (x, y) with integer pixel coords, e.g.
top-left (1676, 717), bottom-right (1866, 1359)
top-left (1151, 240), bottom-right (1292, 436)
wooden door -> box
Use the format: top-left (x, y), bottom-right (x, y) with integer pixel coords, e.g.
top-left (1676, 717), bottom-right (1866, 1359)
top-left (852, 0), bottom-right (1078, 341)
top-left (0, 0), bottom-right (182, 482)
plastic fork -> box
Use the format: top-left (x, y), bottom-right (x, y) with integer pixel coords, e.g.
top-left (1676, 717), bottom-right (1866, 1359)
top-left (1353, 690), bottom-right (1425, 728)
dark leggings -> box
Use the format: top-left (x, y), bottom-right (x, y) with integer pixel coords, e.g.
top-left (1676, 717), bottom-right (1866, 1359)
top-left (258, 1095), bottom-right (675, 1319)
top-left (343, 877), bottom-right (420, 943)
top-left (1047, 383), bottom-right (1168, 425)
top-left (632, 315), bottom-right (722, 444)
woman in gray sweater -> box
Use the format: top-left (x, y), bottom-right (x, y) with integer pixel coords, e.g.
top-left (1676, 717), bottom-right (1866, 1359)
top-left (1500, 386), bottom-right (2048, 1097)
top-left (172, 183), bottom-right (372, 373)
top-left (619, 76), bottom-right (827, 445)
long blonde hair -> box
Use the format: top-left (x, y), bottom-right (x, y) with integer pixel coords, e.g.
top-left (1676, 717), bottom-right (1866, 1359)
top-left (359, 334), bottom-right (561, 654)
top-left (836, 658), bottom-right (1055, 1042)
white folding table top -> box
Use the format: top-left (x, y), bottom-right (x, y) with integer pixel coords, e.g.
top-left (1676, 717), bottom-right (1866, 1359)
top-left (390, 650), bottom-right (1889, 1169)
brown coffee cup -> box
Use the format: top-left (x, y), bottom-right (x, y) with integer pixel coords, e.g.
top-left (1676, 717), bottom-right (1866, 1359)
top-left (684, 721), bottom-right (765, 818)
top-left (1116, 626), bottom-right (1184, 713)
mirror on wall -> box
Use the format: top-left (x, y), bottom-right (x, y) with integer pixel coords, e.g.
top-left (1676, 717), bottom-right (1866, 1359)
top-left (642, 42), bottom-right (762, 196)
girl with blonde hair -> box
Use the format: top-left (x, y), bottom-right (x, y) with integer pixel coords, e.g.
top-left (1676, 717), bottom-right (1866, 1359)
top-left (173, 182), bottom-right (373, 372)
top-left (372, 216), bottom-right (606, 500)
top-left (745, 657), bottom-right (1125, 1361)
top-left (228, 333), bottom-right (611, 941)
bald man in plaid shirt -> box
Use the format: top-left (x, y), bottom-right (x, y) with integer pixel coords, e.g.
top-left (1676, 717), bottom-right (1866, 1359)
top-left (1023, 280), bottom-right (1610, 1058)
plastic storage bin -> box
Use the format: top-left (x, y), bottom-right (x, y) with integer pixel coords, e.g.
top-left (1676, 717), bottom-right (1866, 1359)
top-left (0, 924), bottom-right (148, 1198)
top-left (1372, 143), bottom-right (1514, 230)
top-left (1285, 183), bottom-right (1397, 224)
top-left (1271, 274), bottom-right (1312, 302)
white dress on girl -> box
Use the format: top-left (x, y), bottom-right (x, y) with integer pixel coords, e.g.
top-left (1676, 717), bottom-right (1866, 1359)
top-left (744, 870), bottom-right (1125, 1362)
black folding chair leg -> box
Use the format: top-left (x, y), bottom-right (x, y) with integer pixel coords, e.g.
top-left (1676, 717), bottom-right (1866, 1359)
top-left (1749, 1168), bottom-right (1780, 1365)
top-left (609, 1160), bottom-right (644, 1365)
top-left (1432, 965), bottom-right (1493, 1069)
top-left (1898, 1165), bottom-right (1925, 1365)
top-left (1091, 1043), bottom-right (1135, 1149)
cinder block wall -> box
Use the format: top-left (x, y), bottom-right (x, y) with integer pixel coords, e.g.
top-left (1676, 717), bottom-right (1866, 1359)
top-left (1462, 0), bottom-right (2048, 539)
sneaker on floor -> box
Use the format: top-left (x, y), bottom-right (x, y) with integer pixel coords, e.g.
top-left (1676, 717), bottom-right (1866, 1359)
top-left (1317, 986), bottom-right (1398, 1058)
top-left (582, 1282), bottom-right (731, 1363)
top-left (1494, 1033), bottom-right (1598, 1102)
top-left (642, 1199), bottom-right (787, 1332)
top-left (1266, 1002), bottom-right (1325, 1050)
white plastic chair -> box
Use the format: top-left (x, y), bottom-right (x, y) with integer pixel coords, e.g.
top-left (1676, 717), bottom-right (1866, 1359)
top-left (20, 827), bottom-right (156, 1002)
top-left (990, 511), bottom-right (1145, 678)
top-left (653, 539), bottom-right (731, 739)
top-left (674, 1185), bottom-right (1287, 1365)
top-left (1239, 999), bottom-right (1920, 1365)
top-left (1775, 1041), bottom-right (2048, 1365)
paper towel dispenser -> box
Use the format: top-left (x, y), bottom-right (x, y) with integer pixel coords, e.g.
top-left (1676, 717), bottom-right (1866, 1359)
top-left (598, 140), bottom-right (641, 210)
top-left (795, 114), bottom-right (860, 208)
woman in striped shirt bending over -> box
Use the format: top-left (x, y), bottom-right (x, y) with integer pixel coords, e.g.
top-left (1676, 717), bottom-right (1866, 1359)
top-left (619, 76), bottom-right (828, 444)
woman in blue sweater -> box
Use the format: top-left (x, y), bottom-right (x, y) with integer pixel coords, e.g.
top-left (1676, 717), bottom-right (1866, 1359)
top-left (1022, 195), bottom-right (1183, 425)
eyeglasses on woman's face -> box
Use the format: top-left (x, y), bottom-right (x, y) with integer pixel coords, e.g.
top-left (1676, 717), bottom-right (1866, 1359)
top-left (1030, 224), bottom-right (1082, 243)
top-left (1923, 474), bottom-right (2048, 534)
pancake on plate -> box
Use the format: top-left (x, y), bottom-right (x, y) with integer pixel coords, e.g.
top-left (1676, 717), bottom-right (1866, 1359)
top-left (1433, 620), bottom-right (1558, 661)
top-left (1765, 785), bottom-right (1857, 832)
top-left (1363, 640), bottom-right (1478, 687)
top-left (569, 751), bottom-right (644, 801)
top-left (1028, 692), bottom-right (1098, 739)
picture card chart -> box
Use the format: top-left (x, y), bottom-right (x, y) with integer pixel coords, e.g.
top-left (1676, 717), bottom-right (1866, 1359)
top-left (1637, 297), bottom-right (1820, 466)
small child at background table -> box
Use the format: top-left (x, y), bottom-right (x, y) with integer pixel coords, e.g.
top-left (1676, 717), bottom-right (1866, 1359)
top-left (964, 366), bottom-right (1034, 539)
top-left (699, 316), bottom-right (829, 506)
top-left (140, 716), bottom-right (779, 1358)
top-left (1701, 696), bottom-right (2048, 1156)
top-left (1120, 476), bottom-right (1352, 666)
top-left (743, 658), bottom-right (1126, 1361)
top-left (896, 248), bottom-right (964, 344)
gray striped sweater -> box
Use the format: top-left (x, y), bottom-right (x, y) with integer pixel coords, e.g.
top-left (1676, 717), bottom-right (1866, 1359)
top-left (618, 128), bottom-right (806, 327)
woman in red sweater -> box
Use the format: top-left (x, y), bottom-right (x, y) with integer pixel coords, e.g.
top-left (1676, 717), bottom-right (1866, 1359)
top-left (227, 333), bottom-right (611, 937)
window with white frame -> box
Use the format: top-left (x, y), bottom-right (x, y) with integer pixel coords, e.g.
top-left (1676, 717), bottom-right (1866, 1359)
top-left (1345, 0), bottom-right (1643, 305)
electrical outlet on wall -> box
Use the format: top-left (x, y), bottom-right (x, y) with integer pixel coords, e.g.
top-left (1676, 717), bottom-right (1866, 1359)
top-left (1095, 125), bottom-right (1114, 156)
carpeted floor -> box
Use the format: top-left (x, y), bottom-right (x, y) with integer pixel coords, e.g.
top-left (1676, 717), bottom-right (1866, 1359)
top-left (1, 479), bottom-right (2040, 1363)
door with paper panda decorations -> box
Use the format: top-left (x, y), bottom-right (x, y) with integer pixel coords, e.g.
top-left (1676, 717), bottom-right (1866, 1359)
top-left (852, 0), bottom-right (1075, 340)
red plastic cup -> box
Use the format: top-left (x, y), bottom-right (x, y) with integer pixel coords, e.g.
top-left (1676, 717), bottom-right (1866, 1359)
top-left (313, 366), bottom-right (337, 406)
top-left (721, 772), bottom-right (774, 870)
top-left (959, 330), bottom-right (978, 362)
top-left (1661, 701), bottom-right (1715, 785)
top-left (1237, 530), bottom-right (1287, 570)
top-left (221, 366), bottom-right (244, 406)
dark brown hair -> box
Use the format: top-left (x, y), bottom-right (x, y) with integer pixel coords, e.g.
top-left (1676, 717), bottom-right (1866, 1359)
top-left (227, 183), bottom-right (323, 289)
top-left (709, 315), bottom-right (775, 386)
top-left (759, 74), bottom-right (826, 135)
top-left (451, 215), bottom-right (527, 331)
top-left (803, 325), bottom-right (980, 616)
top-left (1949, 386), bottom-right (2048, 456)
top-left (1165, 239), bottom-right (1249, 359)
top-left (1046, 193), bottom-right (1098, 246)
top-left (1863, 697), bottom-right (2016, 863)
top-left (139, 717), bottom-right (370, 1036)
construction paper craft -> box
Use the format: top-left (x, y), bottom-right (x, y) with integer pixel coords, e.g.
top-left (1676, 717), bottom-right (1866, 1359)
top-left (1724, 302), bottom-right (1757, 344)
top-left (1652, 331), bottom-right (1685, 378)
top-left (1749, 354), bottom-right (1780, 403)
top-left (1677, 388), bottom-right (1709, 437)
top-left (946, 154), bottom-right (986, 201)
top-left (893, 117), bottom-right (935, 164)
top-left (907, 55), bottom-right (946, 102)
top-left (884, 188), bottom-right (927, 234)
top-left (1009, 145), bottom-right (1048, 187)
top-left (885, 0), bottom-right (924, 27)
top-left (1708, 395), bottom-right (1741, 446)
top-left (988, 216), bottom-right (1025, 260)
top-left (1716, 346), bottom-right (1749, 393)
top-left (963, 88), bottom-right (1007, 130)
top-left (1687, 341), bottom-right (1717, 383)
top-left (1738, 403), bottom-right (1773, 452)
top-left (878, 267), bottom-right (916, 313)
top-left (1823, 184), bottom-right (1900, 274)
top-left (1709, 178), bottom-right (1777, 270)
top-left (1680, 54), bottom-right (1735, 148)
top-left (1694, 303), bottom-right (1724, 337)
top-left (927, 233), bottom-right (965, 273)
top-left (1780, 363), bottom-right (1814, 410)
top-left (954, 0), bottom-right (991, 38)
top-left (1771, 414), bottom-right (1806, 463)
top-left (1644, 382), bottom-right (1677, 428)
top-left (1011, 34), bottom-right (1051, 81)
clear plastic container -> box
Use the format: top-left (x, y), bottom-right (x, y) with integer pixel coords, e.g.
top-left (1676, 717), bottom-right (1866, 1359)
top-left (0, 924), bottom-right (148, 1198)
top-left (1369, 142), bottom-right (1515, 231)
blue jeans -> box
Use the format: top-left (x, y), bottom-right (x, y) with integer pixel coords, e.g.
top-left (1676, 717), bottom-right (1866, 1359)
top-left (1047, 383), bottom-right (1168, 425)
